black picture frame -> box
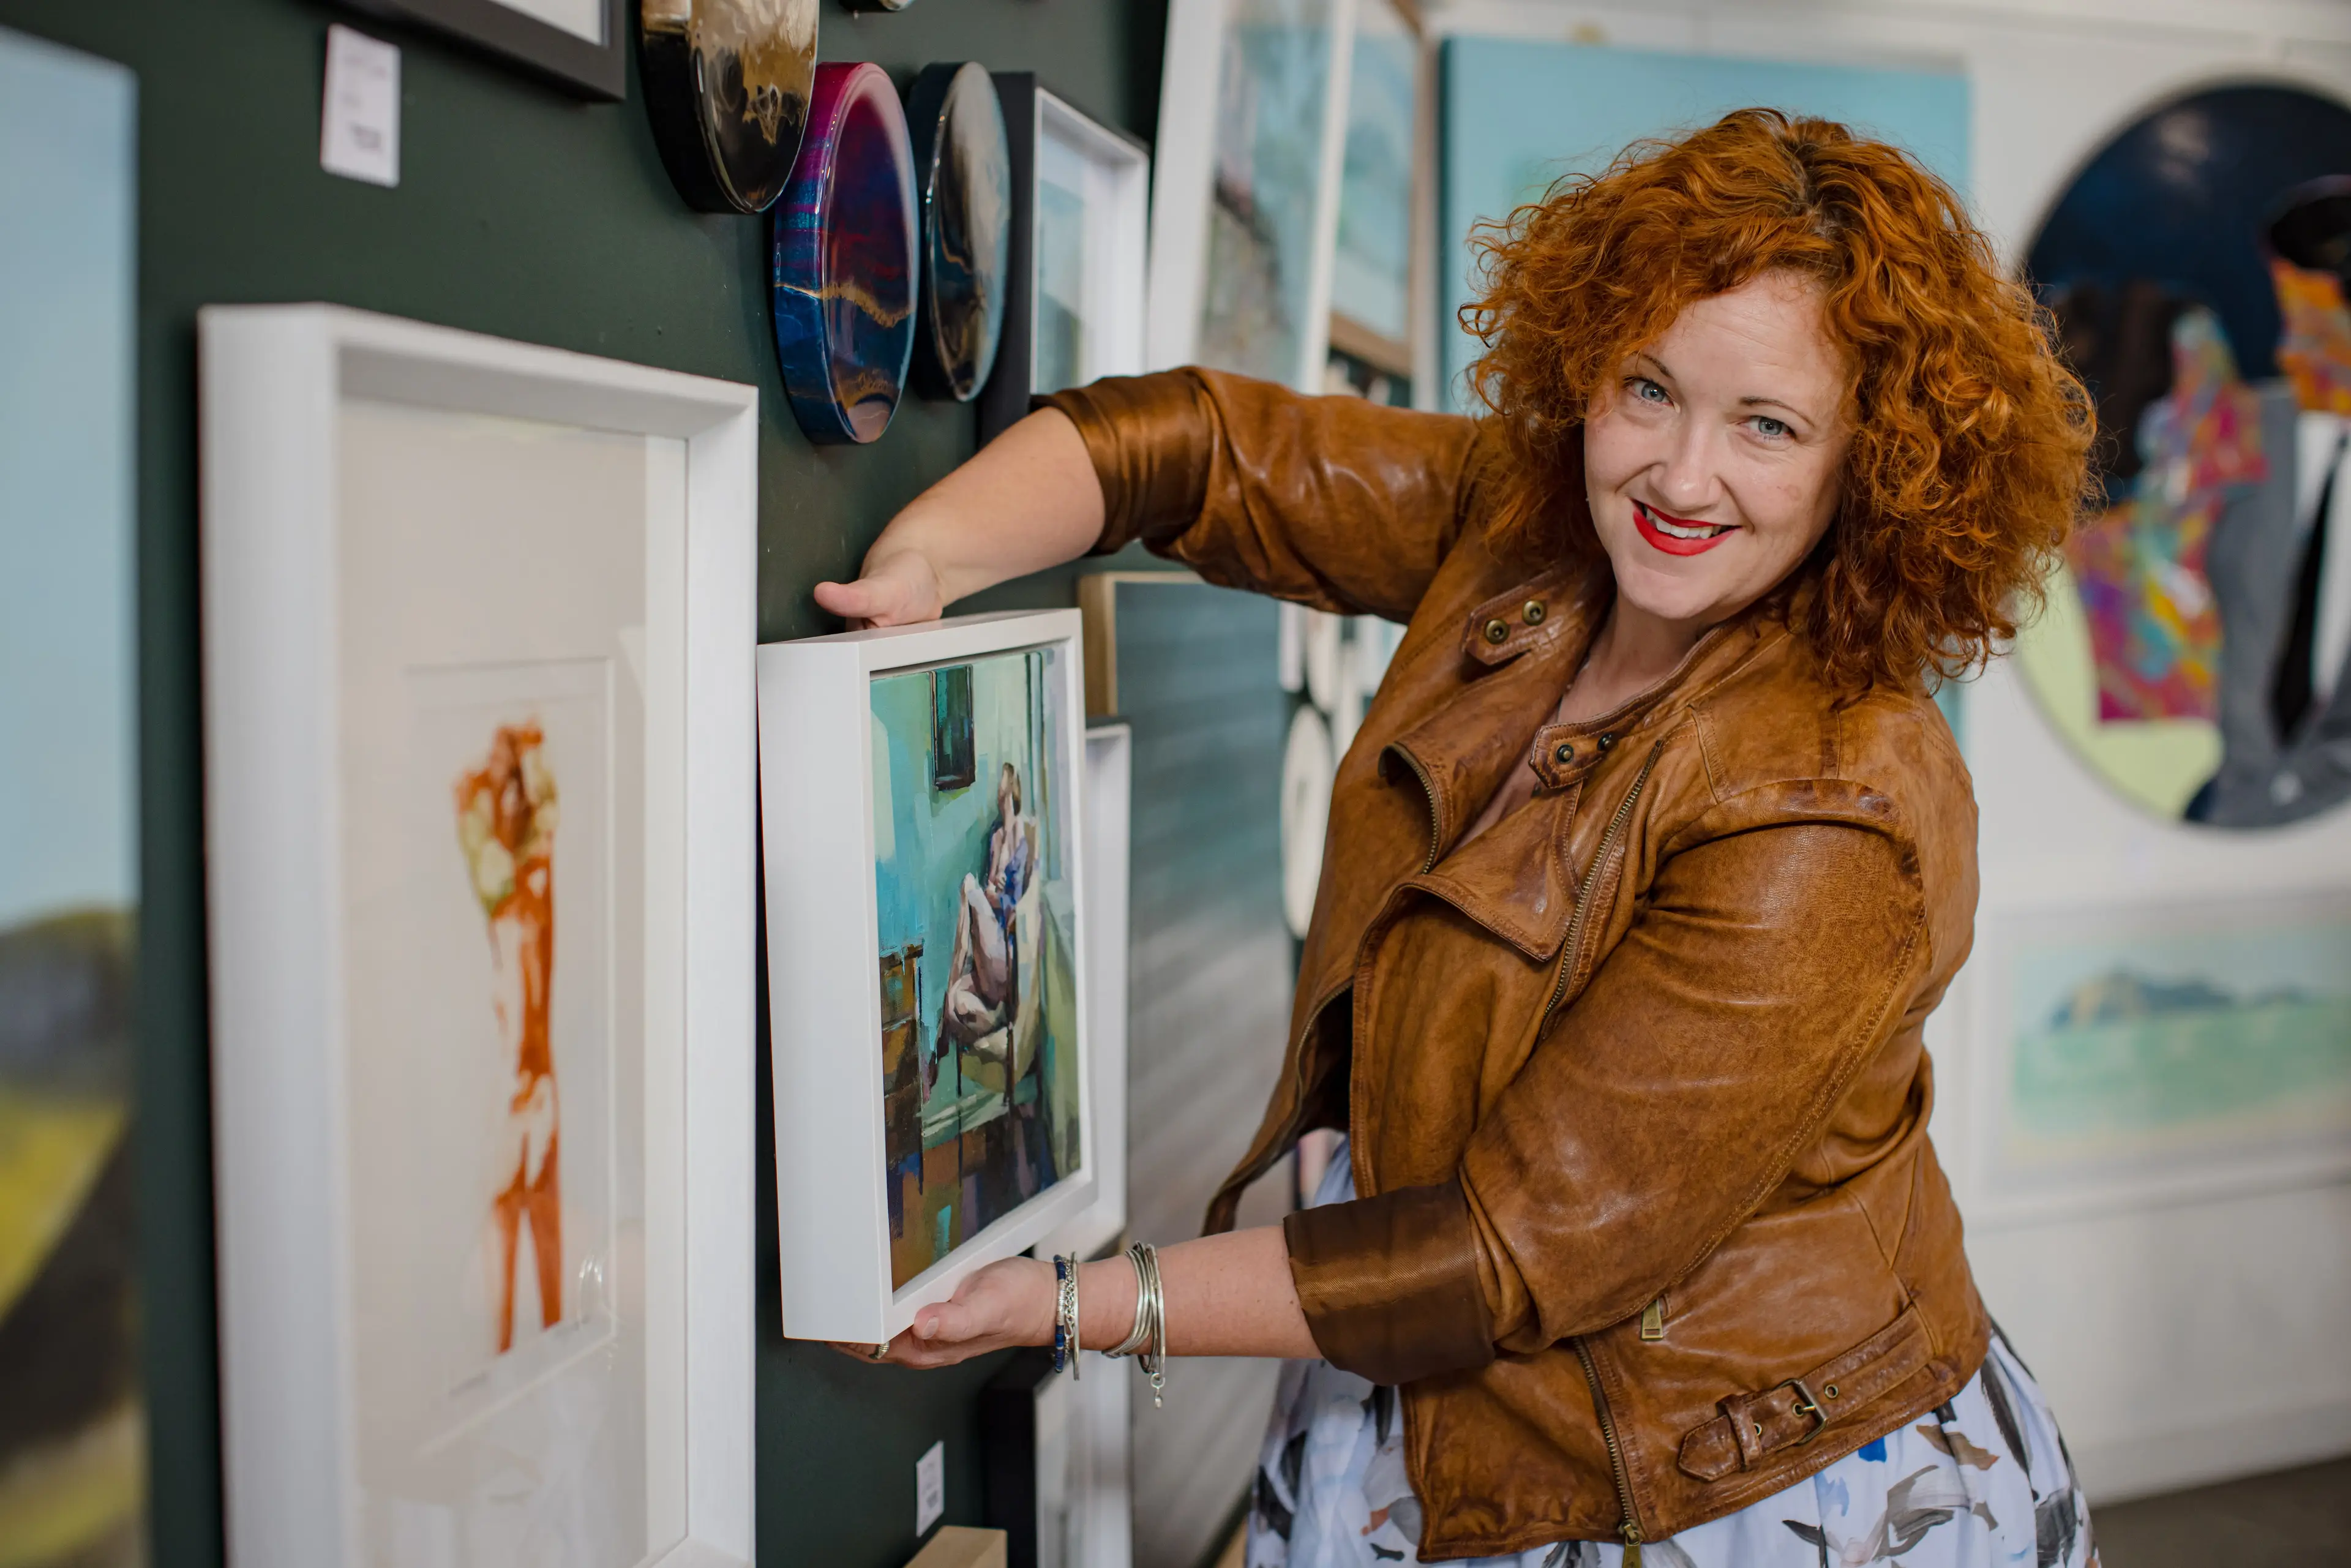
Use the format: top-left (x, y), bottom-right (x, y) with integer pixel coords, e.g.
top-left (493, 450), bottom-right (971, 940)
top-left (341, 0), bottom-right (627, 99)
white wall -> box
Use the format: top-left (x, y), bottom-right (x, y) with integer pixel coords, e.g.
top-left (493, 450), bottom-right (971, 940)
top-left (1430, 0), bottom-right (2351, 1506)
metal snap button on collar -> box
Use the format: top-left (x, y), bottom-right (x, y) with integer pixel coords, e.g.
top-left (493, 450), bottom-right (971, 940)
top-left (1482, 618), bottom-right (1510, 645)
top-left (1553, 741), bottom-right (1575, 765)
top-left (1521, 599), bottom-right (1546, 626)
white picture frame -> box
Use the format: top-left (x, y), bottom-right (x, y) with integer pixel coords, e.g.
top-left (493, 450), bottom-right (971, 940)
top-left (759, 610), bottom-right (1097, 1344)
top-left (1038, 721), bottom-right (1133, 1266)
top-left (201, 304), bottom-right (756, 1568)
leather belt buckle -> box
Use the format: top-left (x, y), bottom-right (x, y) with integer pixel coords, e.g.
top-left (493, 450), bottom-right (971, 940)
top-left (1780, 1377), bottom-right (1829, 1446)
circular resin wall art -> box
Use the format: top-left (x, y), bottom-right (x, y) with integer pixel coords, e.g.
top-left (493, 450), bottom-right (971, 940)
top-left (640, 0), bottom-right (820, 214)
top-left (906, 62), bottom-right (1011, 401)
top-left (2022, 84), bottom-right (2351, 827)
top-left (772, 62), bottom-right (918, 445)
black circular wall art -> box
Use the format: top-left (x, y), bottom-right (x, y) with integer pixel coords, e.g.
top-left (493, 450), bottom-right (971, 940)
top-left (906, 62), bottom-right (1011, 402)
top-left (640, 0), bottom-right (820, 214)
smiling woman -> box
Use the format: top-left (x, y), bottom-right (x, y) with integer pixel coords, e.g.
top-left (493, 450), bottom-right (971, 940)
top-left (818, 108), bottom-right (2099, 1568)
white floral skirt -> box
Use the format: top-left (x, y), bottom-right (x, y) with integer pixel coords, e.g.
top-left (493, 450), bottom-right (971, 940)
top-left (1247, 1145), bottom-right (2096, 1568)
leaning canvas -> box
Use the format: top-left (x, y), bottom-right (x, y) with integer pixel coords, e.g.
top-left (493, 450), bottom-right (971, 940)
top-left (760, 611), bottom-right (1094, 1342)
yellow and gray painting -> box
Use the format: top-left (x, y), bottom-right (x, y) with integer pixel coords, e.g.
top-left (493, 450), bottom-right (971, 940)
top-left (1, 24), bottom-right (143, 1567)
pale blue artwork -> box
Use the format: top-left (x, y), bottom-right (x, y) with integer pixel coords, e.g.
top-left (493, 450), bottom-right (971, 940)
top-left (2005, 907), bottom-right (2351, 1173)
top-left (1439, 39), bottom-right (1971, 408)
top-left (1329, 0), bottom-right (1416, 348)
top-left (0, 24), bottom-right (143, 1568)
top-left (1198, 0), bottom-right (1343, 389)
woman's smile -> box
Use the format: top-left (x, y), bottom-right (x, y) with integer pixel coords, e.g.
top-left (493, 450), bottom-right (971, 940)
top-left (1632, 499), bottom-right (1737, 555)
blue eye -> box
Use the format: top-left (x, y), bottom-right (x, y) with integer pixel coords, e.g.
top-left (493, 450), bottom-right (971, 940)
top-left (1752, 415), bottom-right (1791, 439)
top-left (1631, 377), bottom-right (1669, 404)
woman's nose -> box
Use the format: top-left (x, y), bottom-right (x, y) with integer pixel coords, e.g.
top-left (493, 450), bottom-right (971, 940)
top-left (1653, 428), bottom-right (1722, 512)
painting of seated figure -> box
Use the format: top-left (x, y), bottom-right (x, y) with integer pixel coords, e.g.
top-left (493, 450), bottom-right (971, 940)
top-left (870, 646), bottom-right (1081, 1289)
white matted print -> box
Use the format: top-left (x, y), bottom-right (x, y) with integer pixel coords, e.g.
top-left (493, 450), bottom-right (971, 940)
top-left (1972, 892), bottom-right (2351, 1222)
top-left (203, 306), bottom-right (754, 1568)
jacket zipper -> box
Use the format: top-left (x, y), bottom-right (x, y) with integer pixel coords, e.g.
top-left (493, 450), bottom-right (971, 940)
top-left (1574, 1339), bottom-right (1647, 1566)
top-left (1541, 740), bottom-right (1664, 1023)
top-left (1384, 741), bottom-right (1446, 873)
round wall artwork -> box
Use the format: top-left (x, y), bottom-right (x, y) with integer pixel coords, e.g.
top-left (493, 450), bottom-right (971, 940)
top-left (639, 0), bottom-right (820, 214)
top-left (906, 62), bottom-right (1011, 402)
top-left (2021, 84), bottom-right (2351, 827)
top-left (771, 62), bottom-right (918, 445)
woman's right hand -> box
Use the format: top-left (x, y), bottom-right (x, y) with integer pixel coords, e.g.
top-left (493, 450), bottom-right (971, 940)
top-left (812, 548), bottom-right (946, 629)
top-left (806, 407), bottom-right (1109, 631)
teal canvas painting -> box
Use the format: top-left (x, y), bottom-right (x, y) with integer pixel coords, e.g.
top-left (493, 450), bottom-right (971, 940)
top-left (871, 647), bottom-right (1080, 1289)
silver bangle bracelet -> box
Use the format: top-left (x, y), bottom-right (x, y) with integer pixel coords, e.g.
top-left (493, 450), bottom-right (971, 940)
top-left (1103, 1240), bottom-right (1168, 1407)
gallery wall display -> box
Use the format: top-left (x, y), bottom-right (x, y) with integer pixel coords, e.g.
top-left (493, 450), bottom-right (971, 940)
top-left (978, 75), bottom-right (1151, 443)
top-left (907, 62), bottom-right (1013, 402)
top-left (2020, 85), bottom-right (2351, 828)
top-left (639, 0), bottom-right (820, 213)
top-left (759, 612), bottom-right (1095, 1344)
top-left (0, 28), bottom-right (142, 1568)
top-left (773, 60), bottom-right (919, 444)
top-left (348, 0), bottom-right (626, 97)
top-left (201, 306), bottom-right (757, 1568)
top-left (1148, 0), bottom-right (1354, 391)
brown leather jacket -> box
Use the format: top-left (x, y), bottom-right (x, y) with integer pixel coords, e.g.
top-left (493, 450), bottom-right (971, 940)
top-left (1043, 369), bottom-right (1989, 1559)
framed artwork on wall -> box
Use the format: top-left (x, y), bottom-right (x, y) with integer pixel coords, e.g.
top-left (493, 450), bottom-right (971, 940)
top-left (201, 305), bottom-right (757, 1567)
top-left (345, 0), bottom-right (626, 98)
top-left (978, 76), bottom-right (1150, 444)
top-left (2017, 85), bottom-right (2351, 829)
top-left (0, 28), bottom-right (143, 1568)
top-left (759, 612), bottom-right (1095, 1343)
top-left (1967, 891), bottom-right (2351, 1225)
top-left (1147, 0), bottom-right (1356, 390)
top-left (907, 61), bottom-right (1013, 402)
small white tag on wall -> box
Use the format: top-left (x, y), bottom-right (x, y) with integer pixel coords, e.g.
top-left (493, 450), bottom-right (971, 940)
top-left (320, 24), bottom-right (400, 187)
top-left (915, 1439), bottom-right (947, 1536)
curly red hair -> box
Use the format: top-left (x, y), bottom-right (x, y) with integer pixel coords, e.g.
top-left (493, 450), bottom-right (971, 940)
top-left (1464, 108), bottom-right (2094, 692)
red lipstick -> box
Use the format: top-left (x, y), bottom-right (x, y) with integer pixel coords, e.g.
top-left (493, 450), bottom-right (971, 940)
top-left (1632, 501), bottom-right (1736, 557)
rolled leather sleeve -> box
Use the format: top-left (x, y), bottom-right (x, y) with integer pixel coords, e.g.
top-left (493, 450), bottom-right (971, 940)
top-left (1281, 806), bottom-right (1929, 1381)
top-left (1035, 368), bottom-right (1496, 621)
top-left (1283, 1179), bottom-right (1495, 1387)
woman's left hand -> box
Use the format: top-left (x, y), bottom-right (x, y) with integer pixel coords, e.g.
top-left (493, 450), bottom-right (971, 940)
top-left (833, 1254), bottom-right (1057, 1369)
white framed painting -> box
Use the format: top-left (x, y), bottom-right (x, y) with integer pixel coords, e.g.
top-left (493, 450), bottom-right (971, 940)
top-left (1963, 890), bottom-right (2351, 1226)
top-left (978, 77), bottom-right (1152, 443)
top-left (759, 611), bottom-right (1097, 1344)
top-left (1147, 0), bottom-right (1359, 389)
top-left (200, 304), bottom-right (757, 1568)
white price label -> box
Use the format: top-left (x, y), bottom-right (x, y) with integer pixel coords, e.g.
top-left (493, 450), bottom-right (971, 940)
top-left (914, 1438), bottom-right (946, 1536)
top-left (320, 24), bottom-right (400, 187)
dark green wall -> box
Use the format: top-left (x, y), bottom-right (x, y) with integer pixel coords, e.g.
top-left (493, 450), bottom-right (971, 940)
top-left (0, 1), bottom-right (1163, 1562)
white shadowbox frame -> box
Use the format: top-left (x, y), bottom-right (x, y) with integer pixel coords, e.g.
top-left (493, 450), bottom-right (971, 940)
top-left (759, 611), bottom-right (1096, 1344)
top-left (201, 304), bottom-right (756, 1568)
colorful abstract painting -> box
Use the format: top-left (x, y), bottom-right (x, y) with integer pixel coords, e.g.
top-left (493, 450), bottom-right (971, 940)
top-left (0, 27), bottom-right (141, 1567)
top-left (2023, 86), bottom-right (2351, 823)
top-left (871, 648), bottom-right (1079, 1289)
top-left (2064, 308), bottom-right (2265, 724)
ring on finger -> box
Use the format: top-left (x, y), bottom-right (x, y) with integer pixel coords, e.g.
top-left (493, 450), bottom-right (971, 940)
top-left (868, 1338), bottom-right (893, 1362)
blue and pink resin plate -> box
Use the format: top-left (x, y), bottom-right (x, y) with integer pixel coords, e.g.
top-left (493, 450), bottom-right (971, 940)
top-left (772, 61), bottom-right (918, 444)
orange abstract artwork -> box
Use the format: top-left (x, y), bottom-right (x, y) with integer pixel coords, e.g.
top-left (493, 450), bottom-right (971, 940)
top-left (454, 721), bottom-right (564, 1355)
